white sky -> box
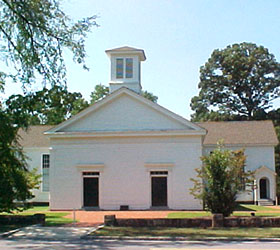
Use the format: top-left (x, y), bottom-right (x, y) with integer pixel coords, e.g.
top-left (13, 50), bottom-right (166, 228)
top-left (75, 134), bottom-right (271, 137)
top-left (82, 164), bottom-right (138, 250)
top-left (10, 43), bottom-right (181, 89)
top-left (3, 0), bottom-right (280, 119)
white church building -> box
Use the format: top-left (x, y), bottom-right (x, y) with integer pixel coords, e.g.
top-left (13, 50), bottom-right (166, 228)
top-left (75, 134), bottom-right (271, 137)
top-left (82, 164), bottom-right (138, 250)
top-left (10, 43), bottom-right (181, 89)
top-left (19, 46), bottom-right (279, 210)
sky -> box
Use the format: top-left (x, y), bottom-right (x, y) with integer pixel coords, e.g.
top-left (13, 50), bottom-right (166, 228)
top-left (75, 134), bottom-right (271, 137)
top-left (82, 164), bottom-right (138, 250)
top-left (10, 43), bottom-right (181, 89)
top-left (3, 0), bottom-right (280, 119)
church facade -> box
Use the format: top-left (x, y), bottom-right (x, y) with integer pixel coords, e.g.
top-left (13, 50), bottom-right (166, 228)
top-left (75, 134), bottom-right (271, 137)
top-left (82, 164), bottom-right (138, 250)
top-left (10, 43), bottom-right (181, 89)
top-left (20, 46), bottom-right (278, 210)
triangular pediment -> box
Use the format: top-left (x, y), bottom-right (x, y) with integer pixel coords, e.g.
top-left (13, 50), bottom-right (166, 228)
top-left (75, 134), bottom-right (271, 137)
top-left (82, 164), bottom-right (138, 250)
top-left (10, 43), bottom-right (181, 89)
top-left (47, 88), bottom-right (205, 134)
top-left (255, 165), bottom-right (276, 176)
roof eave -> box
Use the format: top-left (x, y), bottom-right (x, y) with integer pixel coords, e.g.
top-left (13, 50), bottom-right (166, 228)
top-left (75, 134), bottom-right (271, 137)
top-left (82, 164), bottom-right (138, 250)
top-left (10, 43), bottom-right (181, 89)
top-left (203, 143), bottom-right (278, 147)
top-left (45, 129), bottom-right (206, 138)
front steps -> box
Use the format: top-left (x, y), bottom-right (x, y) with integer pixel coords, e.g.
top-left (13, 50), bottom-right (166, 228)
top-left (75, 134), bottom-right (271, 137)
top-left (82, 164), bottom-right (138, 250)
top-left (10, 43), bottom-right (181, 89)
top-left (258, 199), bottom-right (274, 206)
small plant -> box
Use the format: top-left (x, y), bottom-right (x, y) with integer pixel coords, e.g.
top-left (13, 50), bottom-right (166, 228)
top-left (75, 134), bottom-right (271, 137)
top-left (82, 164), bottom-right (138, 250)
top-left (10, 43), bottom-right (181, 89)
top-left (190, 143), bottom-right (254, 217)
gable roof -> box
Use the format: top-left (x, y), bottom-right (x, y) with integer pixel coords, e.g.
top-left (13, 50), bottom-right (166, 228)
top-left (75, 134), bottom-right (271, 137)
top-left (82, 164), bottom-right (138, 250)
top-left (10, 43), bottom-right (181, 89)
top-left (105, 46), bottom-right (143, 52)
top-left (255, 165), bottom-right (277, 175)
top-left (18, 125), bottom-right (53, 148)
top-left (46, 87), bottom-right (205, 135)
top-left (198, 120), bottom-right (279, 146)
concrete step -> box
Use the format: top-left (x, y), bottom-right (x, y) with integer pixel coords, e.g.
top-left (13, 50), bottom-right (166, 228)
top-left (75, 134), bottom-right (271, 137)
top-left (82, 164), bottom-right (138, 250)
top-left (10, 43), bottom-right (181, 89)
top-left (258, 200), bottom-right (274, 206)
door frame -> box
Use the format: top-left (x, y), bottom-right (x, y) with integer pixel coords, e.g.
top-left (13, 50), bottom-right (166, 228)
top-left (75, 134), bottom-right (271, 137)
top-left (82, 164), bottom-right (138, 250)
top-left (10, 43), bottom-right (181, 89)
top-left (150, 171), bottom-right (168, 208)
top-left (82, 172), bottom-right (100, 208)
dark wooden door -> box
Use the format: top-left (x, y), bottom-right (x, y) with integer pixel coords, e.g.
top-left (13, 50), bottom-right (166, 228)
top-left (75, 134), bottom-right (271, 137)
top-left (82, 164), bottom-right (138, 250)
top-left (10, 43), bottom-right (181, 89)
top-left (260, 178), bottom-right (267, 199)
top-left (152, 177), bottom-right (167, 206)
top-left (83, 177), bottom-right (99, 207)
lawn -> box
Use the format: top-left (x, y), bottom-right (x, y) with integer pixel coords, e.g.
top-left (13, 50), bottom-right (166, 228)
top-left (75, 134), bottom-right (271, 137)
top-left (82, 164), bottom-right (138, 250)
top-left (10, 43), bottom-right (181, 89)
top-left (91, 204), bottom-right (280, 239)
top-left (92, 226), bottom-right (280, 239)
top-left (0, 206), bottom-right (73, 232)
top-left (167, 204), bottom-right (280, 218)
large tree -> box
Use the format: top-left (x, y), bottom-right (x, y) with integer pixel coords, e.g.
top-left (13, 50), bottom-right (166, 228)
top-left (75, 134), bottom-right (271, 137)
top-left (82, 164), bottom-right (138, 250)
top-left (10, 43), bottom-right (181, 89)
top-left (0, 0), bottom-right (97, 88)
top-left (5, 85), bottom-right (89, 125)
top-left (190, 42), bottom-right (280, 201)
top-left (0, 111), bottom-right (40, 212)
top-left (191, 42), bottom-right (280, 121)
top-left (0, 0), bottom-right (96, 211)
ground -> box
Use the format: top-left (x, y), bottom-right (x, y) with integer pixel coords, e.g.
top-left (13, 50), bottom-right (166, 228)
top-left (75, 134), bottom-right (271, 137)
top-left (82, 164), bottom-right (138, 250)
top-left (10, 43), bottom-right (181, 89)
top-left (64, 210), bottom-right (172, 226)
top-left (63, 204), bottom-right (280, 226)
top-left (2, 206), bottom-right (280, 249)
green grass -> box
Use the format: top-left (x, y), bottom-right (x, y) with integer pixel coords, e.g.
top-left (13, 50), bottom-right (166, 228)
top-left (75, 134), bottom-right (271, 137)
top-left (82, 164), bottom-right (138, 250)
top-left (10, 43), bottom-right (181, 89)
top-left (168, 212), bottom-right (211, 218)
top-left (92, 226), bottom-right (280, 239)
top-left (44, 212), bottom-right (73, 226)
top-left (235, 204), bottom-right (278, 211)
top-left (168, 211), bottom-right (280, 218)
top-left (168, 204), bottom-right (280, 218)
top-left (0, 206), bottom-right (73, 231)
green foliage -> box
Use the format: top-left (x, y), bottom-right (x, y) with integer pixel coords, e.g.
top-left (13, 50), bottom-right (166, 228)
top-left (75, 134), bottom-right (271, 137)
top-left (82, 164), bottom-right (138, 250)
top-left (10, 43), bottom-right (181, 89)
top-left (267, 109), bottom-right (280, 184)
top-left (90, 84), bottom-right (158, 104)
top-left (0, 0), bottom-right (96, 212)
top-left (190, 144), bottom-right (254, 217)
top-left (141, 90), bottom-right (158, 103)
top-left (0, 0), bottom-right (98, 88)
top-left (90, 84), bottom-right (110, 104)
top-left (191, 42), bottom-right (280, 121)
top-left (0, 110), bottom-right (40, 212)
top-left (5, 85), bottom-right (89, 125)
top-left (190, 42), bottom-right (280, 202)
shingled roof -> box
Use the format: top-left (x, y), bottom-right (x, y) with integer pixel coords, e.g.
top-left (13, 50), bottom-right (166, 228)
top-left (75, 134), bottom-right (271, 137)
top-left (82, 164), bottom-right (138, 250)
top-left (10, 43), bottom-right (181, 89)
top-left (17, 121), bottom-right (278, 148)
top-left (198, 120), bottom-right (278, 146)
top-left (18, 125), bottom-right (54, 148)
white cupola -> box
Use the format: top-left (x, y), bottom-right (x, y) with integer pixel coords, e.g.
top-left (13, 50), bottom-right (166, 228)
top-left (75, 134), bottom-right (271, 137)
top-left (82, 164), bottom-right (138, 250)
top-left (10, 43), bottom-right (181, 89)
top-left (105, 46), bottom-right (146, 94)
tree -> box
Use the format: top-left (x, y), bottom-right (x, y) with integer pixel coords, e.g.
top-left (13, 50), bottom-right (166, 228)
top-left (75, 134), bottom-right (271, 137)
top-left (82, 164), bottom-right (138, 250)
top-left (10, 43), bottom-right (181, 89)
top-left (0, 0), bottom-right (96, 211)
top-left (90, 84), bottom-right (158, 104)
top-left (266, 108), bottom-right (280, 198)
top-left (191, 43), bottom-right (280, 121)
top-left (5, 86), bottom-right (89, 125)
top-left (190, 145), bottom-right (253, 217)
top-left (0, 111), bottom-right (40, 212)
top-left (141, 90), bottom-right (158, 103)
top-left (0, 0), bottom-right (97, 88)
top-left (90, 84), bottom-right (109, 104)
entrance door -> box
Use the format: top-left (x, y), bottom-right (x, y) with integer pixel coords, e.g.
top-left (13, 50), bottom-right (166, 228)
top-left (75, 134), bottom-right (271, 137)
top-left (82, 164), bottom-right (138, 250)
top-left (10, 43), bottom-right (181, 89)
top-left (260, 178), bottom-right (268, 199)
top-left (83, 177), bottom-right (99, 207)
top-left (152, 177), bottom-right (167, 207)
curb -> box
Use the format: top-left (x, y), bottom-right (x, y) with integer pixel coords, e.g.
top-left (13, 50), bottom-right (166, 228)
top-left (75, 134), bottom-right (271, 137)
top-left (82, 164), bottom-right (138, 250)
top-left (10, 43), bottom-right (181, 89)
top-left (0, 224), bottom-right (43, 239)
top-left (81, 224), bottom-right (105, 239)
top-left (82, 235), bottom-right (280, 242)
top-left (0, 224), bottom-right (41, 238)
top-left (0, 228), bottom-right (21, 238)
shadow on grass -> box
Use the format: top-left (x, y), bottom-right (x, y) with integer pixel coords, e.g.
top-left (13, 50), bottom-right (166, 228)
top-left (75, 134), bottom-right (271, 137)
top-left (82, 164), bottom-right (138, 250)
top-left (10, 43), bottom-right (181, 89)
top-left (234, 204), bottom-right (256, 211)
top-left (44, 212), bottom-right (73, 226)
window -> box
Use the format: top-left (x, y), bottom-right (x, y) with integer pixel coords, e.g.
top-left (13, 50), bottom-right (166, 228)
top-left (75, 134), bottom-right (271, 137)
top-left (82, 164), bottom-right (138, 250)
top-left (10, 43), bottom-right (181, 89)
top-left (116, 58), bottom-right (124, 78)
top-left (125, 58), bottom-right (133, 78)
top-left (42, 154), bottom-right (50, 192)
top-left (116, 58), bottom-right (133, 79)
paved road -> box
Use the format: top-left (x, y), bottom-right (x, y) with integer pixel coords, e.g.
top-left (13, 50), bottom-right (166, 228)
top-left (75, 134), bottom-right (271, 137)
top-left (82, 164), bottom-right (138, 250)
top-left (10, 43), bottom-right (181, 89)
top-left (2, 238), bottom-right (280, 249)
top-left (2, 225), bottom-right (280, 249)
